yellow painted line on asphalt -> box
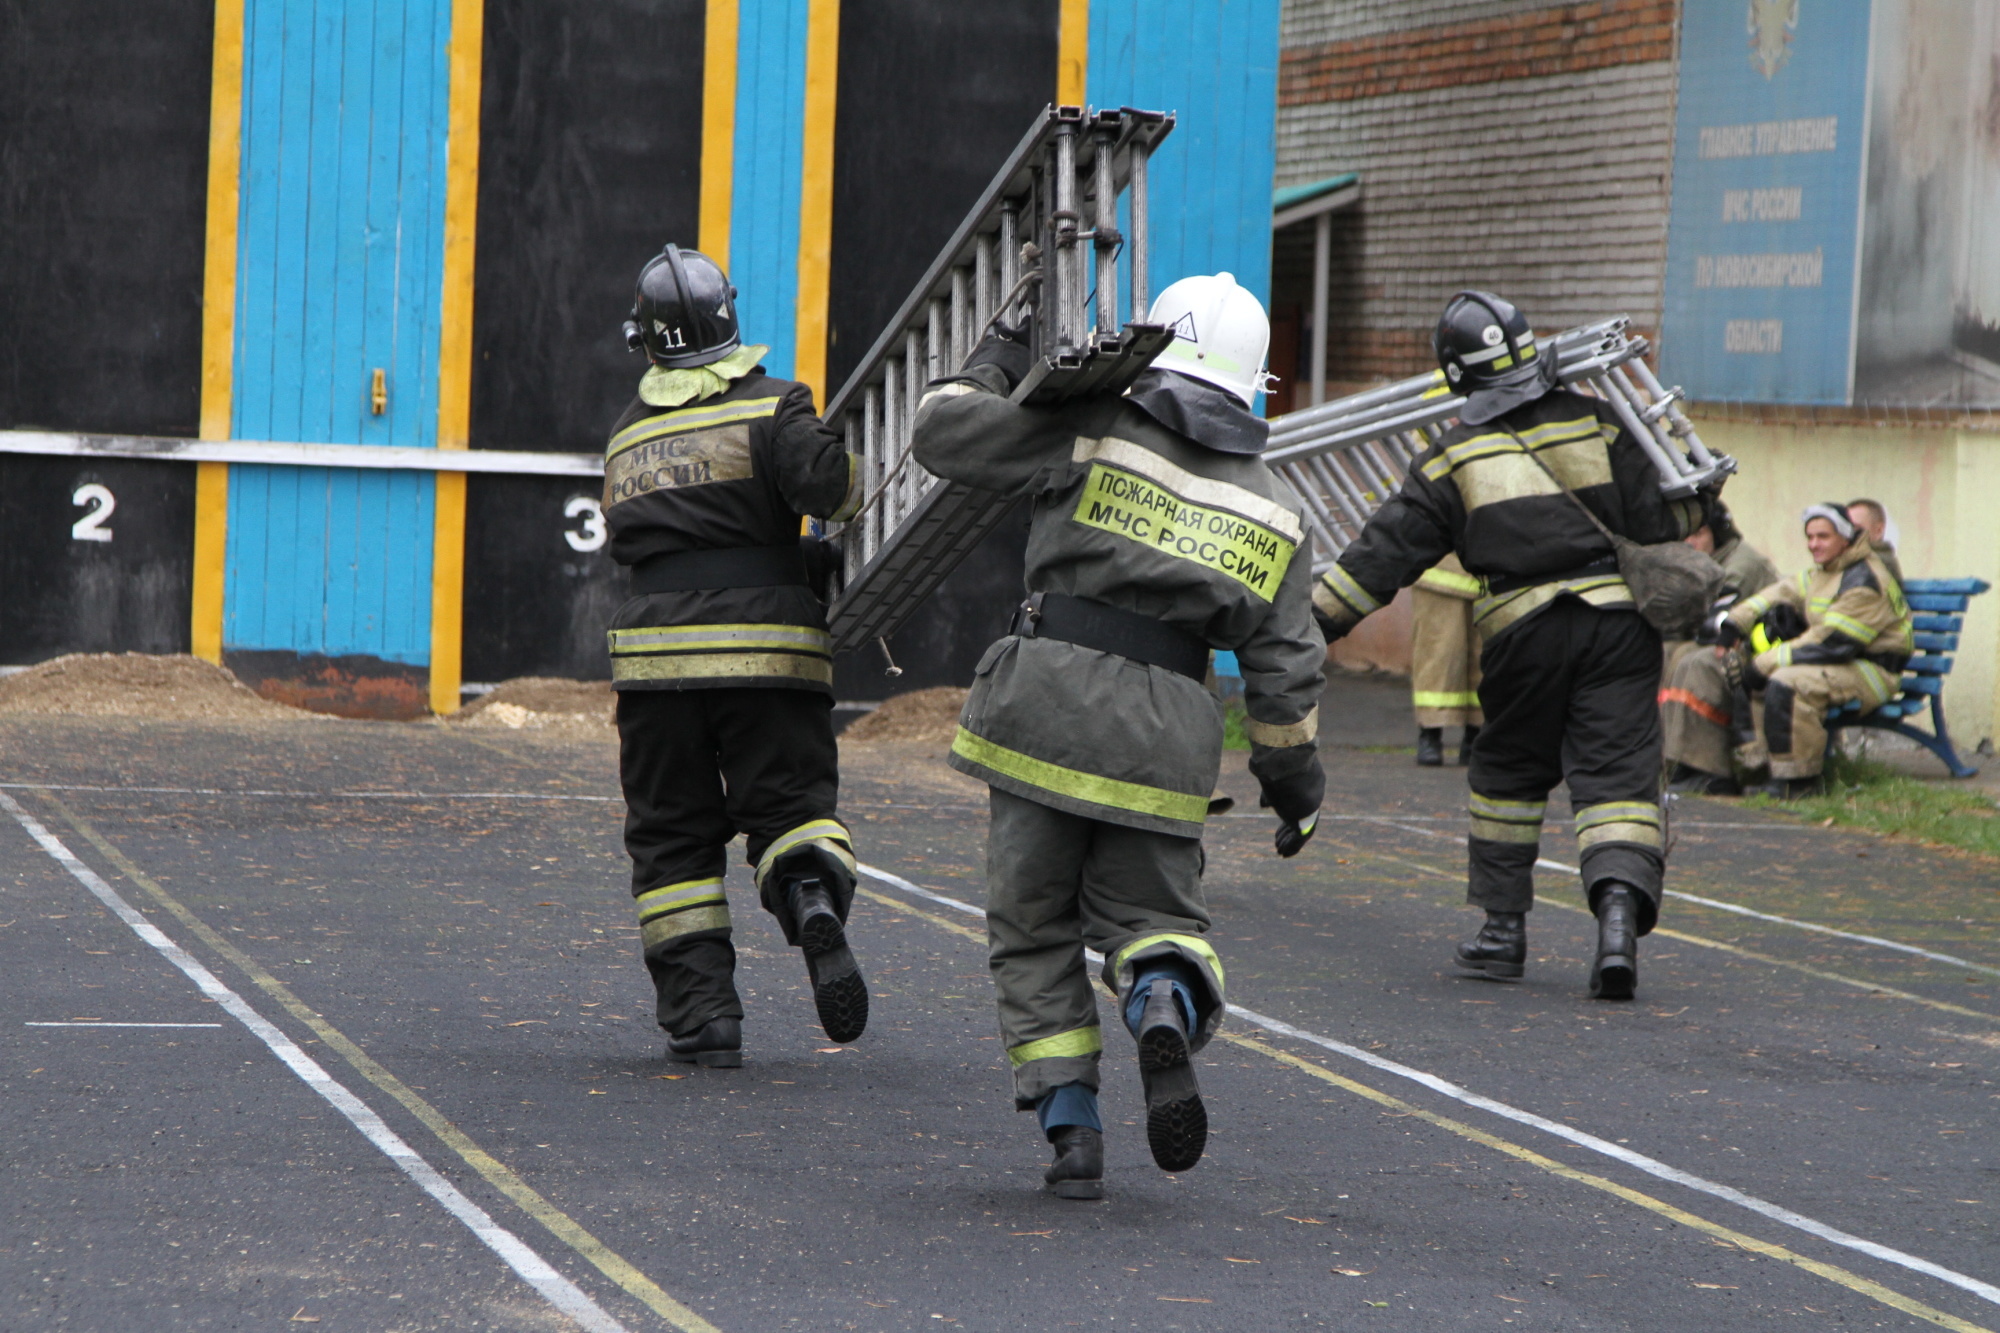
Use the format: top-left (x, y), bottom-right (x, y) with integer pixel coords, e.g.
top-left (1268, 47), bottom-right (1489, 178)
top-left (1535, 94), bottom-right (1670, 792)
top-left (39, 791), bottom-right (721, 1333)
top-left (1221, 1031), bottom-right (1992, 1333)
top-left (857, 863), bottom-right (2000, 1325)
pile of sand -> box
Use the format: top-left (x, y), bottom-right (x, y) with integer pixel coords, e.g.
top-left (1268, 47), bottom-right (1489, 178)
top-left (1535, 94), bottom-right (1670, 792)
top-left (0, 653), bottom-right (315, 722)
top-left (452, 677), bottom-right (615, 735)
top-left (840, 686), bottom-right (967, 745)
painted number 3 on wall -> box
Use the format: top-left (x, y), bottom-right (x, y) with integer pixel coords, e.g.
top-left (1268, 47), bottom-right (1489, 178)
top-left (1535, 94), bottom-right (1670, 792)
top-left (563, 496), bottom-right (607, 552)
top-left (71, 483), bottom-right (115, 543)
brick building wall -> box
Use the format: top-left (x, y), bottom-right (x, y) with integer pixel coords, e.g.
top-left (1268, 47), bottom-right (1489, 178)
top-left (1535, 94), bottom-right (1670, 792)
top-left (1273, 0), bottom-right (1681, 397)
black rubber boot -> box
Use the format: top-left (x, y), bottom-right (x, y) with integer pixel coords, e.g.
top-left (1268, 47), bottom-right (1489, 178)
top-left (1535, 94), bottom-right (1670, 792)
top-left (1453, 910), bottom-right (1526, 979)
top-left (1589, 885), bottom-right (1639, 1001)
top-left (1043, 1126), bottom-right (1105, 1200)
top-left (1750, 775), bottom-right (1823, 800)
top-left (1667, 762), bottom-right (1740, 797)
top-left (788, 877), bottom-right (868, 1043)
top-left (1457, 723), bottom-right (1481, 766)
top-left (1416, 728), bottom-right (1445, 767)
top-left (666, 1015), bottom-right (742, 1068)
top-left (1134, 979), bottom-right (1207, 1172)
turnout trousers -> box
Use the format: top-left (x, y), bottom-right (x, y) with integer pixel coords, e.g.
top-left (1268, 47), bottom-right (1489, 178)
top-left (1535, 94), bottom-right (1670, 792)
top-left (985, 789), bottom-right (1223, 1109)
top-left (1468, 599), bottom-right (1665, 931)
top-left (1661, 649), bottom-right (1897, 780)
top-left (616, 687), bottom-right (854, 1037)
top-left (1411, 584), bottom-right (1484, 729)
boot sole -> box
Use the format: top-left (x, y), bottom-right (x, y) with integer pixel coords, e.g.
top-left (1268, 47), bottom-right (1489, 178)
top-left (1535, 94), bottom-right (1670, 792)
top-left (807, 945), bottom-right (869, 1043)
top-left (1137, 1024), bottom-right (1207, 1172)
top-left (796, 904), bottom-right (847, 957)
top-left (1453, 955), bottom-right (1524, 980)
top-left (1047, 1178), bottom-right (1104, 1201)
top-left (666, 1047), bottom-right (743, 1068)
top-left (1589, 956), bottom-right (1636, 1001)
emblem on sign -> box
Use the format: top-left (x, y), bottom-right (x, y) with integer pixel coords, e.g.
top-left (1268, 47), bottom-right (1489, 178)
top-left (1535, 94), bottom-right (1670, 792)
top-left (1747, 0), bottom-right (1798, 80)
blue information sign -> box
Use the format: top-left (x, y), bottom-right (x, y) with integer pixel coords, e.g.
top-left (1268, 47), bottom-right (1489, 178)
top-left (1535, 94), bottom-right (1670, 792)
top-left (1661, 0), bottom-right (1873, 405)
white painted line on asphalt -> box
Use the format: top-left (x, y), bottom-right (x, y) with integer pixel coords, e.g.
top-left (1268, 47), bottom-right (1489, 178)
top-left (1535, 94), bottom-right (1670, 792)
top-left (25, 1021), bottom-right (223, 1027)
top-left (1355, 814), bottom-right (2000, 980)
top-left (856, 861), bottom-right (2000, 1311)
top-left (0, 790), bottom-right (631, 1333)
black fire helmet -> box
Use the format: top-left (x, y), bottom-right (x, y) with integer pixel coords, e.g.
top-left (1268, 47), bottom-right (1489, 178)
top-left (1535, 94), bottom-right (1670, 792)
top-left (1432, 289), bottom-right (1557, 425)
top-left (623, 244), bottom-right (743, 369)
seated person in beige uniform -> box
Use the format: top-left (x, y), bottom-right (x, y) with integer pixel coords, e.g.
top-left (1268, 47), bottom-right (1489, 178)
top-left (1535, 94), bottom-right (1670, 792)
top-left (1663, 499), bottom-right (1777, 678)
top-left (1663, 503), bottom-right (1911, 798)
top-left (1846, 498), bottom-right (1902, 584)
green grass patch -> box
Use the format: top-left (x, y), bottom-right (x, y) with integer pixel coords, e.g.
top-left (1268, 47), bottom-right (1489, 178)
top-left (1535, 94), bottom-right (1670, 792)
top-left (1221, 697), bottom-right (1250, 751)
top-left (1742, 753), bottom-right (2000, 859)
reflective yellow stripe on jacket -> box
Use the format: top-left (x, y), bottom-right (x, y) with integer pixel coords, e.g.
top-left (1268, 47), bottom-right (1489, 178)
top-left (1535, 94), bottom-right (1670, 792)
top-left (949, 727), bottom-right (1208, 827)
top-left (608, 622), bottom-right (833, 686)
top-left (1473, 574), bottom-right (1632, 637)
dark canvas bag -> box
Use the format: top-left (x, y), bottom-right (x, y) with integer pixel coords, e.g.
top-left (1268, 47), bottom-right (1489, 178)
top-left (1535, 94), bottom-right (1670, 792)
top-left (1509, 429), bottom-right (1723, 639)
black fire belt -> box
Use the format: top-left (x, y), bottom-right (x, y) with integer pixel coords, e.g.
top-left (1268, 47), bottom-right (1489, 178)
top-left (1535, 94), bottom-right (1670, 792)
top-left (632, 545), bottom-right (809, 594)
top-left (1012, 592), bottom-right (1209, 682)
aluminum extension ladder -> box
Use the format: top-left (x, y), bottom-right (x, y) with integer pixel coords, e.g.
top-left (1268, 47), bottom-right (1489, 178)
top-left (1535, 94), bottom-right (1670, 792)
top-left (1265, 317), bottom-right (1737, 574)
top-left (822, 104), bottom-right (1175, 657)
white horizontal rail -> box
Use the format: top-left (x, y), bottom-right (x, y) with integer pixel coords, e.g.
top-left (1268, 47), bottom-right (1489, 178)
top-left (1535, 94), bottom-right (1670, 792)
top-left (0, 430), bottom-right (603, 477)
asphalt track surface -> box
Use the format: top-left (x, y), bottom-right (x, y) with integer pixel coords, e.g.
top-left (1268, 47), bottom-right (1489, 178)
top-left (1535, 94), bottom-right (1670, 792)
top-left (3, 715), bottom-right (1996, 1332)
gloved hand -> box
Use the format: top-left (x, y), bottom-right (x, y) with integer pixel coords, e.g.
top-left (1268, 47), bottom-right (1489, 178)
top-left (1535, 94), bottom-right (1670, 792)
top-left (960, 321), bottom-right (1034, 390)
top-left (1714, 616), bottom-right (1743, 650)
top-left (1257, 753), bottom-right (1325, 859)
top-left (1274, 810), bottom-right (1319, 859)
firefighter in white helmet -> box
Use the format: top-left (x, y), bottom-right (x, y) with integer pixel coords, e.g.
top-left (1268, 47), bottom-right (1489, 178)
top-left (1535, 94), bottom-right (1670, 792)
top-left (910, 273), bottom-right (1327, 1199)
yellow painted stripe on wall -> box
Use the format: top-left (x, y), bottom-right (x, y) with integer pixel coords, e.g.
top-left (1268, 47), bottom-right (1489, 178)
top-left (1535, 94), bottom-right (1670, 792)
top-left (430, 0), bottom-right (485, 715)
top-left (793, 0), bottom-right (840, 403)
top-left (1058, 0), bottom-right (1088, 105)
top-left (698, 0), bottom-right (739, 265)
top-left (191, 0), bottom-right (246, 663)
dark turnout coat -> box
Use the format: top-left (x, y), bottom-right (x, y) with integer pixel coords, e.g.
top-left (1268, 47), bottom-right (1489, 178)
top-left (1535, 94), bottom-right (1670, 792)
top-left (911, 365), bottom-right (1326, 840)
top-left (601, 371), bottom-right (862, 693)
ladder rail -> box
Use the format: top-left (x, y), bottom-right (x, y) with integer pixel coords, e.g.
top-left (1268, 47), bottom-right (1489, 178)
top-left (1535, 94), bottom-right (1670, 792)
top-left (1268, 317), bottom-right (1738, 565)
top-left (820, 105), bottom-right (1175, 656)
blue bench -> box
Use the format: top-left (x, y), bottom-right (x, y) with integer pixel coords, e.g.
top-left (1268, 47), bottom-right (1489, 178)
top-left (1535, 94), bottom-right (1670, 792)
top-left (1825, 577), bottom-right (1992, 778)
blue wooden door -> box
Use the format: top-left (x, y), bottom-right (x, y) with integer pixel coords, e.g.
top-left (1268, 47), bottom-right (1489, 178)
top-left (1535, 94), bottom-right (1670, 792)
top-left (224, 0), bottom-right (453, 667)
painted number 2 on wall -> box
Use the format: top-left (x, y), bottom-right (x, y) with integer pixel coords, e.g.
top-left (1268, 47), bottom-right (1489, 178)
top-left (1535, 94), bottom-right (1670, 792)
top-left (71, 483), bottom-right (114, 543)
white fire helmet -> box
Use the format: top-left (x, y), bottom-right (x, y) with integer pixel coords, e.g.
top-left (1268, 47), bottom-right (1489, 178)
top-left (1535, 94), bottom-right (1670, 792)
top-left (1147, 272), bottom-right (1275, 407)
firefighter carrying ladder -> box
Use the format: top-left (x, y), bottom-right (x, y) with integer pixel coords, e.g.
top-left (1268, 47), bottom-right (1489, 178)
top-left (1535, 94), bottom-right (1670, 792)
top-left (822, 105), bottom-right (1175, 658)
top-left (1263, 317), bottom-right (1737, 575)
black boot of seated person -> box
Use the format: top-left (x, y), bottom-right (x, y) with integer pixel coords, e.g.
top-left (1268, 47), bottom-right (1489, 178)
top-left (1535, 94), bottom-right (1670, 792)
top-left (1416, 728), bottom-right (1445, 767)
top-left (787, 877), bottom-right (868, 1043)
top-left (1589, 885), bottom-right (1640, 1001)
top-left (666, 1015), bottom-right (742, 1068)
top-left (1043, 1126), bottom-right (1104, 1200)
top-left (1134, 980), bottom-right (1207, 1173)
top-left (1457, 723), bottom-right (1481, 766)
top-left (1454, 910), bottom-right (1525, 979)
top-left (1667, 762), bottom-right (1740, 797)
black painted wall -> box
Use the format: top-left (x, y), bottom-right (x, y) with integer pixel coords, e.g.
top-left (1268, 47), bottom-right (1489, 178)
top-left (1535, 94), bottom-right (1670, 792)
top-left (823, 2), bottom-right (1056, 698)
top-left (0, 0), bottom-right (212, 436)
top-left (462, 475), bottom-right (621, 682)
top-left (468, 0), bottom-right (705, 455)
top-left (0, 458), bottom-right (195, 662)
top-left (462, 0), bottom-right (704, 681)
top-left (825, 1), bottom-right (1060, 395)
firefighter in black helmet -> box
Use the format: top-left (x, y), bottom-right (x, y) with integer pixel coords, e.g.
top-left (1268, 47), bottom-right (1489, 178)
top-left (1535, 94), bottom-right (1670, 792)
top-left (1313, 292), bottom-right (1709, 1000)
top-left (605, 243), bottom-right (868, 1065)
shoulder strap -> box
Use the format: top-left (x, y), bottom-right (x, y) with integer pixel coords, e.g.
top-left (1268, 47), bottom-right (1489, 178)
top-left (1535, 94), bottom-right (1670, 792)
top-left (1504, 427), bottom-right (1621, 546)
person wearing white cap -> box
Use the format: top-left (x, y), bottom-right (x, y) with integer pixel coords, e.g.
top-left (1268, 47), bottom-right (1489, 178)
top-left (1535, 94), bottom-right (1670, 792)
top-left (1664, 502), bottom-right (1912, 798)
